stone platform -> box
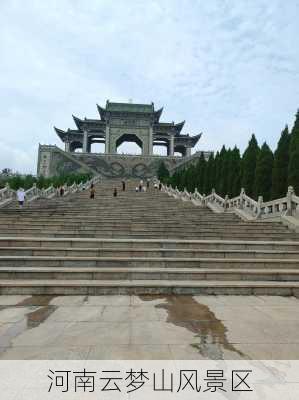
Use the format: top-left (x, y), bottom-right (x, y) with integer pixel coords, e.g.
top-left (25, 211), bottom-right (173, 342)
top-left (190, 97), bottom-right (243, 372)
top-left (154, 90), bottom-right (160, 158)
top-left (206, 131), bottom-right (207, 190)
top-left (0, 294), bottom-right (298, 360)
top-left (37, 145), bottom-right (201, 178)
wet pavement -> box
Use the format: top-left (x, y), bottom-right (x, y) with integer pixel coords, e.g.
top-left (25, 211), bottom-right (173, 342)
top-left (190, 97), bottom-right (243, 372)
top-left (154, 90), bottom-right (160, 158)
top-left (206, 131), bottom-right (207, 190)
top-left (0, 294), bottom-right (298, 359)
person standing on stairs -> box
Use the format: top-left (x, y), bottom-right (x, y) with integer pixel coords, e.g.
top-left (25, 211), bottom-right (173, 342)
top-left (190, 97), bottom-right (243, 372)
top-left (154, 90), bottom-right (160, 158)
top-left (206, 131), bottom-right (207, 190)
top-left (16, 187), bottom-right (25, 208)
top-left (90, 183), bottom-right (95, 199)
top-left (146, 178), bottom-right (150, 190)
top-left (139, 179), bottom-right (143, 192)
top-left (122, 180), bottom-right (126, 191)
top-left (113, 188), bottom-right (118, 197)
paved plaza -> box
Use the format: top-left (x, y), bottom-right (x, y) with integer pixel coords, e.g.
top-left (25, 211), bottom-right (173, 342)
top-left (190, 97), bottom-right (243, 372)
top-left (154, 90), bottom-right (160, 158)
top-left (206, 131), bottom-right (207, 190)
top-left (0, 294), bottom-right (298, 360)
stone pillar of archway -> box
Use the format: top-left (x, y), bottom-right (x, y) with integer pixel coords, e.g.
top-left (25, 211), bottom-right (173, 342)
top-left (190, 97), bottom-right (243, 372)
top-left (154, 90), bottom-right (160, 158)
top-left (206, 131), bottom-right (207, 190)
top-left (65, 141), bottom-right (70, 152)
top-left (186, 146), bottom-right (191, 157)
top-left (83, 130), bottom-right (88, 153)
top-left (169, 135), bottom-right (174, 156)
top-left (105, 124), bottom-right (110, 154)
top-left (148, 126), bottom-right (153, 155)
top-left (141, 135), bottom-right (149, 156)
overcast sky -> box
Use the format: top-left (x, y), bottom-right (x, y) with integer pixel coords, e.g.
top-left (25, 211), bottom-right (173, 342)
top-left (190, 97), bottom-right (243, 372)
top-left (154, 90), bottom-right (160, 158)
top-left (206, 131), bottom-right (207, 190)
top-left (1, 0), bottom-right (299, 173)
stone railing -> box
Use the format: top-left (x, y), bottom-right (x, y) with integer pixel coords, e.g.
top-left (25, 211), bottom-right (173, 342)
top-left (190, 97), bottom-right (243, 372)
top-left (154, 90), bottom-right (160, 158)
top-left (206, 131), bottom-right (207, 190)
top-left (0, 184), bottom-right (14, 207)
top-left (162, 183), bottom-right (299, 220)
top-left (0, 175), bottom-right (100, 208)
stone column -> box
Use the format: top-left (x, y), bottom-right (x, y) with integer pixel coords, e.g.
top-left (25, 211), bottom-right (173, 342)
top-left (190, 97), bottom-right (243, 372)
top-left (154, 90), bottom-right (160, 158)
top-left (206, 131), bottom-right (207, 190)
top-left (105, 125), bottom-right (110, 154)
top-left (186, 146), bottom-right (191, 157)
top-left (169, 135), bottom-right (174, 156)
top-left (65, 141), bottom-right (70, 152)
top-left (148, 126), bottom-right (153, 155)
top-left (83, 131), bottom-right (88, 153)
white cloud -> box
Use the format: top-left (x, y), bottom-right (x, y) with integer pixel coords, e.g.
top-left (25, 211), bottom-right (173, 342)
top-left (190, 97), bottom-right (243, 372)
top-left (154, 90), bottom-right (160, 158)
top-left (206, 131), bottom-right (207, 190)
top-left (0, 0), bottom-right (298, 173)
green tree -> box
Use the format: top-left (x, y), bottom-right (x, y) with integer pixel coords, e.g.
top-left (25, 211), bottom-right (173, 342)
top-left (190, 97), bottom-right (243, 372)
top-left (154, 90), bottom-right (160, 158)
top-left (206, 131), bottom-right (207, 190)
top-left (185, 164), bottom-right (196, 192)
top-left (241, 134), bottom-right (260, 197)
top-left (254, 142), bottom-right (274, 201)
top-left (194, 153), bottom-right (206, 193)
top-left (219, 147), bottom-right (230, 196)
top-left (271, 125), bottom-right (290, 199)
top-left (215, 147), bottom-right (226, 193)
top-left (157, 161), bottom-right (169, 182)
top-left (288, 110), bottom-right (299, 194)
top-left (229, 146), bottom-right (242, 197)
top-left (203, 153), bottom-right (215, 194)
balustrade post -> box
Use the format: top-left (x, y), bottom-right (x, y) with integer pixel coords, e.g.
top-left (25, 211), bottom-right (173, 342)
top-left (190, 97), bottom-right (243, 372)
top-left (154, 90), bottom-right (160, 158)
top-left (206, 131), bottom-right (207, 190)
top-left (256, 195), bottom-right (263, 218)
top-left (239, 188), bottom-right (245, 209)
top-left (286, 186), bottom-right (294, 215)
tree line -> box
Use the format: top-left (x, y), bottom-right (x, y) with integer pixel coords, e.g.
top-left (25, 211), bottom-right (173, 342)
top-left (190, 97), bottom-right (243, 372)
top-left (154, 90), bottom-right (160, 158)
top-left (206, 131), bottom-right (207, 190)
top-left (0, 173), bottom-right (93, 191)
top-left (158, 110), bottom-right (299, 201)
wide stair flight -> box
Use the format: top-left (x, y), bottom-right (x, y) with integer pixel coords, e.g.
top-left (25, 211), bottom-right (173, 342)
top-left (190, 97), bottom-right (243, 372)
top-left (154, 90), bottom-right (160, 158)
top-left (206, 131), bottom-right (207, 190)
top-left (0, 180), bottom-right (299, 295)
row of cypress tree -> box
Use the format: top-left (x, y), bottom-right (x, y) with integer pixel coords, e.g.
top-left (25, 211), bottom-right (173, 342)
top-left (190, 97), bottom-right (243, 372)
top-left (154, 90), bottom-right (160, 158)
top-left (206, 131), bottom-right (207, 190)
top-left (159, 110), bottom-right (299, 201)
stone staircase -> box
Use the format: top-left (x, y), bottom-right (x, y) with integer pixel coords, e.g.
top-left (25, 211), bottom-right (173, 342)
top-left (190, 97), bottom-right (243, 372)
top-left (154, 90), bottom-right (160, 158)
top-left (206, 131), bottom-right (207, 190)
top-left (0, 180), bottom-right (299, 295)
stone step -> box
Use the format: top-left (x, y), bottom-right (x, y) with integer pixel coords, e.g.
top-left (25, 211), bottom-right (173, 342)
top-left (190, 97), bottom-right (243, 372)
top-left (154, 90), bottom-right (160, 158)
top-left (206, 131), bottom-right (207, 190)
top-left (2, 177), bottom-right (299, 296)
top-left (0, 256), bottom-right (298, 269)
top-left (0, 267), bottom-right (298, 281)
top-left (1, 227), bottom-right (289, 236)
top-left (0, 279), bottom-right (298, 296)
top-left (0, 228), bottom-right (290, 237)
top-left (0, 223), bottom-right (289, 233)
top-left (0, 215), bottom-right (249, 222)
top-left (1, 233), bottom-right (296, 241)
top-left (1, 246), bottom-right (299, 259)
top-left (1, 238), bottom-right (299, 251)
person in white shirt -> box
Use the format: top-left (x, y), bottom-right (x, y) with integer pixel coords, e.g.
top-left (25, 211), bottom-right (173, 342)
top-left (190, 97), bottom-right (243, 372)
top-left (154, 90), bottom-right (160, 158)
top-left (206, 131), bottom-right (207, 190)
top-left (139, 180), bottom-right (143, 192)
top-left (16, 188), bottom-right (25, 208)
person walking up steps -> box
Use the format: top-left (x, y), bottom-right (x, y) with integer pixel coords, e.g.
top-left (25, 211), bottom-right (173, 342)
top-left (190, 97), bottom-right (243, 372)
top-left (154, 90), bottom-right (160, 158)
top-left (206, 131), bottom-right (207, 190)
top-left (113, 188), bottom-right (118, 197)
top-left (122, 180), bottom-right (126, 191)
top-left (90, 183), bottom-right (95, 199)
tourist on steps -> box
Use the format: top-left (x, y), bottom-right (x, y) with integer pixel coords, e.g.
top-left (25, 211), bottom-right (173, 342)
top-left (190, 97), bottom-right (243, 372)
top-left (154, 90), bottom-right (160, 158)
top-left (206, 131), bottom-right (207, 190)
top-left (139, 179), bottom-right (143, 192)
top-left (59, 186), bottom-right (65, 196)
top-left (90, 183), bottom-right (95, 199)
top-left (146, 178), bottom-right (150, 189)
top-left (122, 180), bottom-right (126, 191)
top-left (113, 188), bottom-right (118, 197)
top-left (17, 188), bottom-right (25, 208)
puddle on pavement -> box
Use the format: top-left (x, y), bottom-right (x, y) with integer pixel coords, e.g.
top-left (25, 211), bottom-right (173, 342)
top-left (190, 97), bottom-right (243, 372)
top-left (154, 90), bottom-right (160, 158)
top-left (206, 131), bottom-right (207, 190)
top-left (139, 295), bottom-right (246, 359)
top-left (17, 295), bottom-right (56, 307)
top-left (0, 296), bottom-right (58, 353)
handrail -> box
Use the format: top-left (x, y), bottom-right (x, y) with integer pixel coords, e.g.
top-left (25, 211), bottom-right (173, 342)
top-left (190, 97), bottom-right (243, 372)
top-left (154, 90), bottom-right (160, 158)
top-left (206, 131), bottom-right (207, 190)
top-left (0, 175), bottom-right (101, 208)
top-left (161, 182), bottom-right (299, 220)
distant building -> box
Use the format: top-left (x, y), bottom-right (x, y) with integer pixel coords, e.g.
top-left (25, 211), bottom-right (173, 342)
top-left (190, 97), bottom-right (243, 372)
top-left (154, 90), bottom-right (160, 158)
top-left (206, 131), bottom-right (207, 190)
top-left (38, 100), bottom-right (210, 178)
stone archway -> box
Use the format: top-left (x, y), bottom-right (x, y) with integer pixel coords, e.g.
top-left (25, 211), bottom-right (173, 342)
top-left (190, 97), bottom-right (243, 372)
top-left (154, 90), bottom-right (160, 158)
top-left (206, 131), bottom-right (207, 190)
top-left (153, 140), bottom-right (168, 156)
top-left (116, 133), bottom-right (143, 155)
